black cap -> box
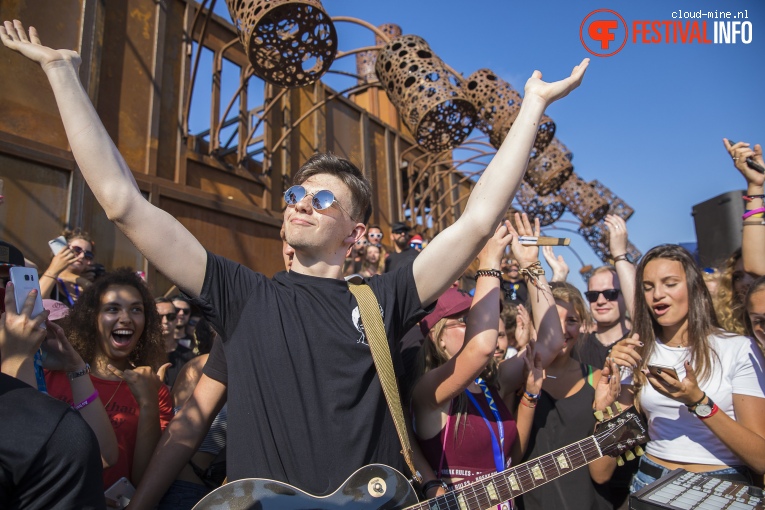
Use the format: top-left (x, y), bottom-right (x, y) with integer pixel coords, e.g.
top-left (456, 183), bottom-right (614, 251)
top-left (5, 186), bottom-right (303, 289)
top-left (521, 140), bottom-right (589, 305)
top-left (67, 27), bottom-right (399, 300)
top-left (391, 222), bottom-right (411, 234)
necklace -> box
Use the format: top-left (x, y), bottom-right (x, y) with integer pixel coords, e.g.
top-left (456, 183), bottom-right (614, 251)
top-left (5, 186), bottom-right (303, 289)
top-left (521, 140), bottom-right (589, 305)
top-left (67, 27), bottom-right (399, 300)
top-left (103, 380), bottom-right (123, 409)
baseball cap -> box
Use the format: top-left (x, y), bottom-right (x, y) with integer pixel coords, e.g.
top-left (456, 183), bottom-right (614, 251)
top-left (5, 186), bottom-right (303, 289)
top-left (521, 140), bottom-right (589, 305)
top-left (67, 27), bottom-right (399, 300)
top-left (420, 287), bottom-right (473, 336)
top-left (391, 222), bottom-right (411, 234)
top-left (43, 299), bottom-right (71, 321)
top-left (410, 234), bottom-right (423, 245)
top-left (0, 241), bottom-right (25, 267)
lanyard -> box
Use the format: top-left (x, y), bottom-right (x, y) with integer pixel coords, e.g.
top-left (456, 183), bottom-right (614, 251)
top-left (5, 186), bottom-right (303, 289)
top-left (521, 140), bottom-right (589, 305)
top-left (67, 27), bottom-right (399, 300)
top-left (465, 378), bottom-right (505, 473)
top-left (58, 278), bottom-right (79, 306)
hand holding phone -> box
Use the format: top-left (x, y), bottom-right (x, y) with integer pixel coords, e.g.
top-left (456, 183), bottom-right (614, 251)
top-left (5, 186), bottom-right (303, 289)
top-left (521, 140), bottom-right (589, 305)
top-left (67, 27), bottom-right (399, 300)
top-left (8, 267), bottom-right (49, 392)
top-left (48, 236), bottom-right (67, 256)
top-left (727, 138), bottom-right (765, 174)
top-left (647, 364), bottom-right (679, 381)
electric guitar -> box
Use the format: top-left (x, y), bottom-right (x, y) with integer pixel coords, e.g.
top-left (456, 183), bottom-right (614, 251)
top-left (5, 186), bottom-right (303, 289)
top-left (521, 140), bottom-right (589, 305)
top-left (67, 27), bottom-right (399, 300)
top-left (193, 406), bottom-right (647, 510)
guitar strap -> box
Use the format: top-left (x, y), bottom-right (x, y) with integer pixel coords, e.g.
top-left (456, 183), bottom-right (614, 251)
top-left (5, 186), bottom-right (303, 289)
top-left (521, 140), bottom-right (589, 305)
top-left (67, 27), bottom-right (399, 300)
top-left (347, 278), bottom-right (423, 484)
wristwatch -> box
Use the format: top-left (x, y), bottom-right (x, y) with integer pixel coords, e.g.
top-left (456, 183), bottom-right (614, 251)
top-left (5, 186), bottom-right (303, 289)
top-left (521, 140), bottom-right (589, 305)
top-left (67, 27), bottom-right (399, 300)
top-left (687, 393), bottom-right (717, 418)
top-left (612, 253), bottom-right (634, 264)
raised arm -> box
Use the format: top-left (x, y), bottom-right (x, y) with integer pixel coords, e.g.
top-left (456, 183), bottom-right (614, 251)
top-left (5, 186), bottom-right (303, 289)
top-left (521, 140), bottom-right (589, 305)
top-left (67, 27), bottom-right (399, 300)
top-left (605, 215), bottom-right (636, 319)
top-left (411, 222), bottom-right (512, 412)
top-left (498, 214), bottom-right (567, 392)
top-left (412, 60), bottom-right (589, 306)
top-left (725, 139), bottom-right (765, 276)
top-left (1, 21), bottom-right (207, 297)
top-left (542, 246), bottom-right (569, 282)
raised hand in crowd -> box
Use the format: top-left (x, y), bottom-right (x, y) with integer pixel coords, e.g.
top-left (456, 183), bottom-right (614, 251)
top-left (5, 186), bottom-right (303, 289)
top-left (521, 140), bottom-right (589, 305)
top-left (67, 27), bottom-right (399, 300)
top-left (605, 214), bottom-right (636, 319)
top-left (542, 245), bottom-right (569, 282)
top-left (515, 303), bottom-right (534, 352)
top-left (39, 246), bottom-right (78, 296)
top-left (724, 138), bottom-right (765, 277)
top-left (593, 358), bottom-right (621, 412)
top-left (0, 283), bottom-right (49, 386)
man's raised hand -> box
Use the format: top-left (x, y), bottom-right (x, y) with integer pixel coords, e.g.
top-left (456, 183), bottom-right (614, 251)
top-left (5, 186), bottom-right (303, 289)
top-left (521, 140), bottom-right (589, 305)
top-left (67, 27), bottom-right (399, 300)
top-left (0, 20), bottom-right (80, 69)
top-left (524, 58), bottom-right (590, 106)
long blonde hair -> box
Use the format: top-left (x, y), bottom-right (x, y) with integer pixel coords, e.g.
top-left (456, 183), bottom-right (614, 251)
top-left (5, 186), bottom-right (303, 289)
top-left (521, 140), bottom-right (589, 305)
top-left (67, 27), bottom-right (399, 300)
top-left (713, 249), bottom-right (746, 335)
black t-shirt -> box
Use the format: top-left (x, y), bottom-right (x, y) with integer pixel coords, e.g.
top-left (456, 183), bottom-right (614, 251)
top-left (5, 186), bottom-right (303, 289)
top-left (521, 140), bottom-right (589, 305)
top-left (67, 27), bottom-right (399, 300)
top-left (384, 248), bottom-right (419, 273)
top-left (501, 278), bottom-right (528, 306)
top-left (197, 253), bottom-right (429, 495)
top-left (571, 332), bottom-right (630, 370)
top-left (0, 373), bottom-right (105, 509)
top-left (164, 343), bottom-right (195, 388)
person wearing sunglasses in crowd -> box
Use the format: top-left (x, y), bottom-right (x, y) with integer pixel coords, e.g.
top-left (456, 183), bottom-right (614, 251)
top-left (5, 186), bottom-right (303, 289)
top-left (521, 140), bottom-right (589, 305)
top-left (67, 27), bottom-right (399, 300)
top-left (156, 297), bottom-right (195, 388)
top-left (0, 20), bottom-right (588, 507)
top-left (39, 228), bottom-right (96, 307)
top-left (385, 222), bottom-right (420, 273)
top-left (172, 295), bottom-right (195, 350)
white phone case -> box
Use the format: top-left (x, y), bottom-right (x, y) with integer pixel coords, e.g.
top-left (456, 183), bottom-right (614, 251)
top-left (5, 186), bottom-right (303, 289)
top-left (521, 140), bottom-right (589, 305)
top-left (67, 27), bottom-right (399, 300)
top-left (9, 267), bottom-right (45, 318)
top-left (48, 236), bottom-right (67, 256)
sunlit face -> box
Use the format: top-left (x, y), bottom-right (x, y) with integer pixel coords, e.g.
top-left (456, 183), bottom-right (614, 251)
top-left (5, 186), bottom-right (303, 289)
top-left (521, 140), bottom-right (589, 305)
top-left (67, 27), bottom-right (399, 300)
top-left (157, 301), bottom-right (176, 337)
top-left (747, 289), bottom-right (765, 349)
top-left (365, 245), bottom-right (381, 265)
top-left (732, 257), bottom-right (756, 303)
top-left (367, 227), bottom-right (383, 244)
top-left (495, 318), bottom-right (508, 360)
top-left (173, 299), bottom-right (190, 328)
top-left (284, 174), bottom-right (359, 256)
top-left (68, 238), bottom-right (93, 275)
top-left (642, 259), bottom-right (689, 332)
top-left (437, 313), bottom-right (468, 359)
top-left (588, 270), bottom-right (624, 327)
top-left (96, 285), bottom-right (145, 366)
top-left (556, 300), bottom-right (581, 357)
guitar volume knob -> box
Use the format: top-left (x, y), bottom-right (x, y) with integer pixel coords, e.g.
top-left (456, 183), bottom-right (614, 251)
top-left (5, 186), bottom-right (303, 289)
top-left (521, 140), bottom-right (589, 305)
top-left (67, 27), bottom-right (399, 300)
top-left (368, 477), bottom-right (387, 497)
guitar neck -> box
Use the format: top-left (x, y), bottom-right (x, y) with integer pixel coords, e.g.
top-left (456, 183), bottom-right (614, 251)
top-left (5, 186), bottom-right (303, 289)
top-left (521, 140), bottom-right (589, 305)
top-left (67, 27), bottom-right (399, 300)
top-left (408, 436), bottom-right (603, 510)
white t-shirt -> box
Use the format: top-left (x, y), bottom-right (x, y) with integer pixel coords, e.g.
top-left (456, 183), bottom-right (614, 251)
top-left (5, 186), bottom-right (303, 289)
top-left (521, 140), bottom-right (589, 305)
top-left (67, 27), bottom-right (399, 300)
top-left (621, 332), bottom-right (765, 466)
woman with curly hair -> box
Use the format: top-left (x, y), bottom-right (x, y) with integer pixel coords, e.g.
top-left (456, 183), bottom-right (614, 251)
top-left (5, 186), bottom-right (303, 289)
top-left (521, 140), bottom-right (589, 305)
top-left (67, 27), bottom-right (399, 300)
top-left (45, 268), bottom-right (173, 490)
top-left (744, 276), bottom-right (765, 356)
top-left (39, 228), bottom-right (96, 306)
top-left (609, 245), bottom-right (765, 492)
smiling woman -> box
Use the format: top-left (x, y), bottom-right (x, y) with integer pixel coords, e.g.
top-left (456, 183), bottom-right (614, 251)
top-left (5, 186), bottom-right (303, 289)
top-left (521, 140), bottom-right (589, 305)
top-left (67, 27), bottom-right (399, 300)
top-left (43, 268), bottom-right (174, 491)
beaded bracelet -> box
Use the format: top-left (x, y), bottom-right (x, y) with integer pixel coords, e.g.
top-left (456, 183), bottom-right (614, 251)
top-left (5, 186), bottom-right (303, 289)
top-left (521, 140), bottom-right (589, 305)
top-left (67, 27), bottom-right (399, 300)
top-left (742, 207), bottom-right (765, 220)
top-left (72, 390), bottom-right (99, 411)
top-left (524, 390), bottom-right (540, 400)
top-left (475, 268), bottom-right (502, 279)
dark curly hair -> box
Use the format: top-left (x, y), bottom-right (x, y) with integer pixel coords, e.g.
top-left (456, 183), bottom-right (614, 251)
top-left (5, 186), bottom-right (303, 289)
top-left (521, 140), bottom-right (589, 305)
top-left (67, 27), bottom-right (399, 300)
top-left (62, 268), bottom-right (165, 370)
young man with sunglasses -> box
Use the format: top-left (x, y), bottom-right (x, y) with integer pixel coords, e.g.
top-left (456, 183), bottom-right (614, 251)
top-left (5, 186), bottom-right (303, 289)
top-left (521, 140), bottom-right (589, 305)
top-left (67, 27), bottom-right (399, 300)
top-left (156, 298), bottom-right (193, 388)
top-left (385, 222), bottom-right (418, 273)
top-left (0, 19), bottom-right (589, 508)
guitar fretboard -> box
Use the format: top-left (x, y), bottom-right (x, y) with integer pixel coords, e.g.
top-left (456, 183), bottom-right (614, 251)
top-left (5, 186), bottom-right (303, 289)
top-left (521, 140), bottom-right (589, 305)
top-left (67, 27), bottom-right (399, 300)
top-left (407, 436), bottom-right (602, 510)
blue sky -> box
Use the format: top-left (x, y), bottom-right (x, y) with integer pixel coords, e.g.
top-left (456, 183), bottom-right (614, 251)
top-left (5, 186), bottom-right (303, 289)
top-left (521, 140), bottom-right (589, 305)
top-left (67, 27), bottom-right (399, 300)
top-left (207, 0), bottom-right (765, 282)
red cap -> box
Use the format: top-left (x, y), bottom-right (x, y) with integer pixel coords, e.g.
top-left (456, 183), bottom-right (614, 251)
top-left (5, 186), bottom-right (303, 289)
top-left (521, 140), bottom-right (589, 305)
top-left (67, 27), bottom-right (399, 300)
top-left (420, 287), bottom-right (472, 336)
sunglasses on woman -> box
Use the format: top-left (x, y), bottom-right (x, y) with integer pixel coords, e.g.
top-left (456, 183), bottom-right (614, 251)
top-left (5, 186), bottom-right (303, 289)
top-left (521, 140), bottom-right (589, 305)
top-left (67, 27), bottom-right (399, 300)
top-left (284, 185), bottom-right (352, 218)
top-left (69, 245), bottom-right (95, 261)
top-left (583, 288), bottom-right (620, 303)
top-left (368, 233), bottom-right (383, 240)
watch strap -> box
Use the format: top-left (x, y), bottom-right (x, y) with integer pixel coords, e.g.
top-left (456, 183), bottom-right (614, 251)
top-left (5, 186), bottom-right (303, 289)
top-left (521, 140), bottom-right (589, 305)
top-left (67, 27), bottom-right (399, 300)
top-left (686, 392), bottom-right (707, 410)
top-left (612, 253), bottom-right (630, 263)
top-left (697, 403), bottom-right (719, 420)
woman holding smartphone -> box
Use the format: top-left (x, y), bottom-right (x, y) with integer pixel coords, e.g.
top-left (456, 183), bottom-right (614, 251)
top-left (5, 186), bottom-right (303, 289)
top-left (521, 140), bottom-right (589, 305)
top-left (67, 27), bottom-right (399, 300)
top-left (609, 244), bottom-right (765, 491)
top-left (40, 228), bottom-right (96, 306)
top-left (44, 268), bottom-right (173, 490)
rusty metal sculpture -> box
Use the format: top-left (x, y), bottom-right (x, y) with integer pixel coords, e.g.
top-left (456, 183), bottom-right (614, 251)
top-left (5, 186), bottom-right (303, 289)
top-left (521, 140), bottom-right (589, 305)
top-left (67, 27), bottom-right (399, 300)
top-left (356, 23), bottom-right (401, 83)
top-left (578, 221), bottom-right (642, 263)
top-left (464, 68), bottom-right (555, 154)
top-left (375, 35), bottom-right (476, 152)
top-left (558, 173), bottom-right (609, 227)
top-left (526, 138), bottom-right (574, 196)
top-left (589, 180), bottom-right (634, 220)
top-left (515, 181), bottom-right (566, 227)
top-left (225, 0), bottom-right (337, 87)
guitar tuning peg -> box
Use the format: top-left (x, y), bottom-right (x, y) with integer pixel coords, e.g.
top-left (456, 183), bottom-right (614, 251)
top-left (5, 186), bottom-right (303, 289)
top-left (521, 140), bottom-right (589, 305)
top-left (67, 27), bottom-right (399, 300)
top-left (605, 406), bottom-right (614, 418)
top-left (614, 402), bottom-right (623, 413)
top-left (625, 450), bottom-right (636, 461)
top-left (616, 455), bottom-right (625, 467)
top-left (634, 445), bottom-right (644, 457)
top-left (594, 410), bottom-right (604, 422)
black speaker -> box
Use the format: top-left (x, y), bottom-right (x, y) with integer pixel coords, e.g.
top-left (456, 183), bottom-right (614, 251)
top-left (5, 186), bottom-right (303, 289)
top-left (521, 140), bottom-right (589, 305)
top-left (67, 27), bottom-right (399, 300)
top-left (692, 190), bottom-right (745, 269)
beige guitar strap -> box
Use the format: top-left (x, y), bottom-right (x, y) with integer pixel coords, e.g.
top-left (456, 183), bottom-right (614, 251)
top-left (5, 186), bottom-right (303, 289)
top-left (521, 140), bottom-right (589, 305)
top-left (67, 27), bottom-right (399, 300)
top-left (347, 278), bottom-right (422, 483)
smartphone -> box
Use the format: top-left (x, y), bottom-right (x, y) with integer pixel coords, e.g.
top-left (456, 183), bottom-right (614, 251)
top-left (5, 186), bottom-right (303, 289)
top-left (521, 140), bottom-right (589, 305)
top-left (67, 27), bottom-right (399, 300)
top-left (48, 236), bottom-right (67, 256)
top-left (9, 267), bottom-right (48, 393)
top-left (104, 477), bottom-right (135, 509)
top-left (727, 139), bottom-right (765, 174)
top-left (647, 364), bottom-right (679, 380)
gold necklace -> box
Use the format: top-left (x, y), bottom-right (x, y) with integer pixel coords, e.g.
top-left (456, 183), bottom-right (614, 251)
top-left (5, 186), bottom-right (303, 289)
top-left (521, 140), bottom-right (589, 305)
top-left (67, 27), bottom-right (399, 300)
top-left (103, 380), bottom-right (123, 409)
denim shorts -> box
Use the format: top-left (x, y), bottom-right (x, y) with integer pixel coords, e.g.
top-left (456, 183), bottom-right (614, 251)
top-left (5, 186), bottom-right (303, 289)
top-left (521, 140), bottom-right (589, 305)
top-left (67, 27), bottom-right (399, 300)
top-left (630, 455), bottom-right (752, 493)
top-left (157, 480), bottom-right (211, 510)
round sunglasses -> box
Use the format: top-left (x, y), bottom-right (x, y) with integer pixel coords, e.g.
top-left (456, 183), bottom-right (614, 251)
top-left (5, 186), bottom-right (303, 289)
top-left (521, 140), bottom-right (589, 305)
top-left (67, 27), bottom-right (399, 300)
top-left (69, 245), bottom-right (95, 261)
top-left (284, 185), bottom-right (352, 218)
top-left (583, 288), bottom-right (620, 303)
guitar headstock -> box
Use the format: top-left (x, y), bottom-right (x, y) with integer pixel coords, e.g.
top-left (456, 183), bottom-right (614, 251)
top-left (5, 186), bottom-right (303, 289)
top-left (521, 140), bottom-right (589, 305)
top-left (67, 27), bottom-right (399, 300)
top-left (593, 404), bottom-right (648, 462)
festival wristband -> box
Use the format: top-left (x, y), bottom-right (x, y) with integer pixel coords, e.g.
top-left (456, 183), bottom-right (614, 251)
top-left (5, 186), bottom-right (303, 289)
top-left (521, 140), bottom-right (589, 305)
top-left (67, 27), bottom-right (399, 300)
top-left (73, 390), bottom-right (99, 411)
top-left (742, 207), bottom-right (765, 220)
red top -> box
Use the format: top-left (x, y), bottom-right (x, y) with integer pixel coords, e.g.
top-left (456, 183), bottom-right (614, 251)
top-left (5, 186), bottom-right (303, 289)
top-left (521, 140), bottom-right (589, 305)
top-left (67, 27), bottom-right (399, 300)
top-left (45, 370), bottom-right (174, 489)
top-left (417, 385), bottom-right (518, 490)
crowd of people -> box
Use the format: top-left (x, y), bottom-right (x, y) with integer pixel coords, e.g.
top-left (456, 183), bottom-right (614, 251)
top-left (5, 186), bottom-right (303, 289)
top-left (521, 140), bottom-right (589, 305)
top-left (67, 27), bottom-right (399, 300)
top-left (1, 18), bottom-right (765, 510)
